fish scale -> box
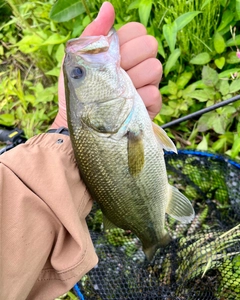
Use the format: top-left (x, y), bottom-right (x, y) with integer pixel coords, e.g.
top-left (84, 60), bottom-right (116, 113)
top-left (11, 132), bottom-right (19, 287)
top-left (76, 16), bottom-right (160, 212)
top-left (70, 122), bottom-right (165, 243)
top-left (64, 28), bottom-right (195, 261)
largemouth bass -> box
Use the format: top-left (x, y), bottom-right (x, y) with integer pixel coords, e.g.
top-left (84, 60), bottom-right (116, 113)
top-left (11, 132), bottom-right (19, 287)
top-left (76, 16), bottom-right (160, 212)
top-left (63, 29), bottom-right (195, 261)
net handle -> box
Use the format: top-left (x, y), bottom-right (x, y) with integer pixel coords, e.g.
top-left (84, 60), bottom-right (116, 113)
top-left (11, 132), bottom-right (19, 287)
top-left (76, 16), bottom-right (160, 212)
top-left (161, 95), bottom-right (240, 129)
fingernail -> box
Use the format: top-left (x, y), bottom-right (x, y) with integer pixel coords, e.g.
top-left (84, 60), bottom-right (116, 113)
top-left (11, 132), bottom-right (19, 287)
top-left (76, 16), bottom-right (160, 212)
top-left (94, 1), bottom-right (108, 21)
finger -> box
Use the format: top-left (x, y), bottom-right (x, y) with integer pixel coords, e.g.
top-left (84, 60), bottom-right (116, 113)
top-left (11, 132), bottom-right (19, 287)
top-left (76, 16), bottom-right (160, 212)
top-left (120, 35), bottom-right (158, 71)
top-left (137, 85), bottom-right (162, 119)
top-left (81, 2), bottom-right (115, 37)
top-left (117, 22), bottom-right (147, 45)
top-left (126, 58), bottom-right (162, 89)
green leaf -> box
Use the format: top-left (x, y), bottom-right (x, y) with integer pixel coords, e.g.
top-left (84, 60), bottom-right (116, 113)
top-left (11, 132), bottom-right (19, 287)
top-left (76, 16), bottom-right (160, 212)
top-left (237, 123), bottom-right (240, 136)
top-left (212, 136), bottom-right (227, 151)
top-left (190, 52), bottom-right (211, 65)
top-left (164, 48), bottom-right (181, 76)
top-left (219, 80), bottom-right (229, 96)
top-left (219, 68), bottom-right (240, 78)
top-left (202, 66), bottom-right (219, 87)
top-left (222, 93), bottom-right (233, 100)
top-left (197, 135), bottom-right (208, 151)
top-left (50, 0), bottom-right (85, 22)
top-left (156, 36), bottom-right (165, 58)
top-left (229, 79), bottom-right (240, 93)
top-left (201, 0), bottom-right (213, 10)
top-left (0, 18), bottom-right (17, 31)
top-left (163, 22), bottom-right (178, 53)
top-left (219, 0), bottom-right (227, 6)
top-left (0, 45), bottom-right (4, 56)
top-left (128, 0), bottom-right (140, 10)
top-left (168, 80), bottom-right (178, 95)
top-left (217, 9), bottom-right (234, 32)
top-left (198, 113), bottom-right (215, 132)
top-left (0, 114), bottom-right (15, 126)
top-left (160, 85), bottom-right (170, 95)
top-left (204, 87), bottom-right (217, 100)
top-left (179, 101), bottom-right (188, 111)
top-left (47, 44), bottom-right (54, 56)
top-left (42, 33), bottom-right (70, 46)
top-left (226, 35), bottom-right (240, 46)
top-left (71, 17), bottom-right (85, 37)
top-left (55, 44), bottom-right (65, 63)
top-left (213, 32), bottom-right (226, 54)
top-left (182, 84), bottom-right (197, 97)
top-left (176, 71), bottom-right (193, 89)
top-left (213, 116), bottom-right (225, 134)
top-left (17, 34), bottom-right (44, 53)
top-left (186, 90), bottom-right (209, 102)
top-left (168, 100), bottom-right (178, 108)
top-left (46, 67), bottom-right (61, 77)
top-left (82, 14), bottom-right (92, 27)
top-left (236, 0), bottom-right (240, 20)
top-left (160, 104), bottom-right (174, 116)
top-left (217, 105), bottom-right (236, 118)
top-left (214, 57), bottom-right (225, 69)
top-left (231, 135), bottom-right (240, 158)
top-left (139, 0), bottom-right (152, 27)
top-left (175, 11), bottom-right (201, 31)
top-left (226, 52), bottom-right (240, 64)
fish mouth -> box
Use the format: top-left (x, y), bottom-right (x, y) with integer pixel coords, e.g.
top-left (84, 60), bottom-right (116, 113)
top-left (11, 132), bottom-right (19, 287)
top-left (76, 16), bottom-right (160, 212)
top-left (66, 36), bottom-right (110, 54)
top-left (65, 29), bottom-right (118, 67)
top-left (66, 29), bottom-right (115, 55)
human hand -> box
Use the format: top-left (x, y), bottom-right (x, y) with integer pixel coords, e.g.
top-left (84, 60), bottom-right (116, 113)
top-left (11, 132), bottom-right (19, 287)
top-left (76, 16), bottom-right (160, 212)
top-left (51, 1), bottom-right (162, 129)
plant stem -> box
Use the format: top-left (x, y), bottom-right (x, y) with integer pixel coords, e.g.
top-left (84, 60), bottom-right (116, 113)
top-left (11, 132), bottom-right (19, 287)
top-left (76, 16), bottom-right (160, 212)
top-left (6, 0), bottom-right (45, 39)
top-left (81, 0), bottom-right (92, 21)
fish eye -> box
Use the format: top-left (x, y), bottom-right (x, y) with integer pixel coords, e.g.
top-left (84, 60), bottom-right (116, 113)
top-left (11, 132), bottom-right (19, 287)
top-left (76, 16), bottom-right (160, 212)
top-left (70, 66), bottom-right (85, 79)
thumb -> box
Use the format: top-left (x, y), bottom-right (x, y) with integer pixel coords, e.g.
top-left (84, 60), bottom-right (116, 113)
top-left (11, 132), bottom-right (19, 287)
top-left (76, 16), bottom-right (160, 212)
top-left (81, 2), bottom-right (115, 37)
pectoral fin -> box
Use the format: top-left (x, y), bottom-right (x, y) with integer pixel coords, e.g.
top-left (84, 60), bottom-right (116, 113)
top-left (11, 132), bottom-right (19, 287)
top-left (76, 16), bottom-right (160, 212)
top-left (166, 185), bottom-right (195, 223)
top-left (127, 130), bottom-right (145, 177)
top-left (152, 122), bottom-right (177, 153)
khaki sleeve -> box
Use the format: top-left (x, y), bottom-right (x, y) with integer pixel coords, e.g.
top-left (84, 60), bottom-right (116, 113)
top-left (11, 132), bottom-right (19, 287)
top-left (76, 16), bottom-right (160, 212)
top-left (0, 133), bottom-right (98, 300)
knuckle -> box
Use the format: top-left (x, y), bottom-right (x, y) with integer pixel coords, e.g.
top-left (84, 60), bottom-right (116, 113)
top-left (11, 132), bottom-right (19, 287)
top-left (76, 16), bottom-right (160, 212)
top-left (145, 35), bottom-right (159, 57)
top-left (148, 58), bottom-right (163, 85)
top-left (153, 58), bottom-right (163, 77)
top-left (132, 22), bottom-right (147, 35)
top-left (152, 86), bottom-right (161, 103)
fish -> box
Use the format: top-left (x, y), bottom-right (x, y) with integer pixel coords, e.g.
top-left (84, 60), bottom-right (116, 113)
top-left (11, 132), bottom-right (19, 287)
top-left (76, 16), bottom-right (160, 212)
top-left (63, 29), bottom-right (195, 261)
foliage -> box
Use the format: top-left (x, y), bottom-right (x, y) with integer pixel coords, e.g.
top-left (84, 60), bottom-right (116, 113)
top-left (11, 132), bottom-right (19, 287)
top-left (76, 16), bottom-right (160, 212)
top-left (0, 0), bottom-right (90, 137)
top-left (1, 0), bottom-right (59, 137)
top-left (149, 0), bottom-right (240, 160)
top-left (217, 254), bottom-right (240, 298)
top-left (0, 0), bottom-right (239, 160)
top-left (1, 2), bottom-right (239, 299)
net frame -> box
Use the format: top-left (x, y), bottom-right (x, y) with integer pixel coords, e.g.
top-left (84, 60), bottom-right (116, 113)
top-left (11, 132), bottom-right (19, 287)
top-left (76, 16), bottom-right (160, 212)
top-left (75, 150), bottom-right (240, 300)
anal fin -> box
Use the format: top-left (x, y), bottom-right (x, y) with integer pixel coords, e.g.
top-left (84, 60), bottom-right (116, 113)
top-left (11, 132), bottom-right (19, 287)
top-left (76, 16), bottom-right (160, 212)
top-left (166, 185), bottom-right (195, 223)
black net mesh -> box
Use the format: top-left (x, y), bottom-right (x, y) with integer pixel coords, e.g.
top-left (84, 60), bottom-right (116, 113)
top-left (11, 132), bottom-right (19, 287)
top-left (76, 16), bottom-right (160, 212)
top-left (77, 150), bottom-right (240, 300)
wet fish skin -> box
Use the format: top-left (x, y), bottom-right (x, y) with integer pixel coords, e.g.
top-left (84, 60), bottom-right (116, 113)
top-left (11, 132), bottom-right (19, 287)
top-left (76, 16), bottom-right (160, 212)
top-left (63, 29), bottom-right (195, 261)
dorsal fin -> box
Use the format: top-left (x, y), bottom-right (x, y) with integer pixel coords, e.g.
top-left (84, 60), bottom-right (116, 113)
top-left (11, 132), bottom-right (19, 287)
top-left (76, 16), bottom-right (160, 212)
top-left (152, 122), bottom-right (177, 153)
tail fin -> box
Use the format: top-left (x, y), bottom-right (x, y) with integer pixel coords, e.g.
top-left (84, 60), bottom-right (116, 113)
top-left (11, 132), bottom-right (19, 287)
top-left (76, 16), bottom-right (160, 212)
top-left (143, 232), bottom-right (172, 261)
